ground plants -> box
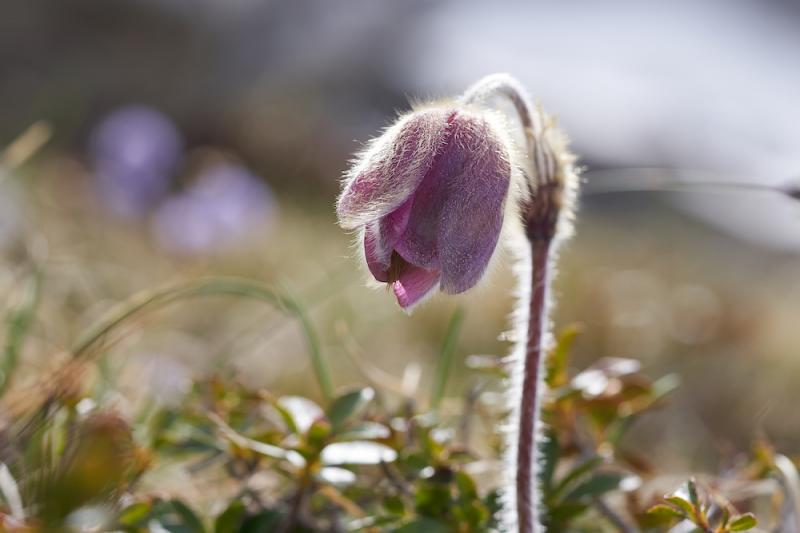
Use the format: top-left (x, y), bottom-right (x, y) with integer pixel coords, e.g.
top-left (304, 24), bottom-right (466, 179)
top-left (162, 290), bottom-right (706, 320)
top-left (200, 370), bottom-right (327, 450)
top-left (1, 77), bottom-right (798, 533)
top-left (0, 274), bottom-right (793, 531)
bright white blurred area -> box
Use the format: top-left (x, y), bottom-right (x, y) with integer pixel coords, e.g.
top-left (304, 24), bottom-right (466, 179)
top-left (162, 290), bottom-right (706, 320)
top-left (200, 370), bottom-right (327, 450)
top-left (392, 1), bottom-right (800, 249)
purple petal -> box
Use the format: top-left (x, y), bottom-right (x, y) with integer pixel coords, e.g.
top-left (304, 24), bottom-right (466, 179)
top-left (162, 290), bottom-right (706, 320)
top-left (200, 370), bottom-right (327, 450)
top-left (392, 264), bottom-right (441, 309)
top-left (364, 223), bottom-right (390, 282)
top-left (391, 111), bottom-right (464, 270)
top-left (363, 196), bottom-right (415, 282)
top-left (381, 194), bottom-right (414, 243)
top-left (437, 112), bottom-right (511, 294)
top-left (393, 109), bottom-right (511, 280)
top-left (337, 107), bottom-right (453, 229)
top-left (391, 144), bottom-right (450, 270)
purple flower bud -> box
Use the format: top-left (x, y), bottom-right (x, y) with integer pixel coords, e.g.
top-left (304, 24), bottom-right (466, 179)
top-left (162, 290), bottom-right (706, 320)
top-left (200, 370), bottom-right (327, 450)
top-left (338, 106), bottom-right (513, 309)
top-left (151, 162), bottom-right (276, 255)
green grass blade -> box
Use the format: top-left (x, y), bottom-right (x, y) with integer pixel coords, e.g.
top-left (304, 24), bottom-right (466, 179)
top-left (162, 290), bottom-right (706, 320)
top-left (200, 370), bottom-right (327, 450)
top-left (278, 285), bottom-right (333, 402)
top-left (69, 276), bottom-right (333, 401)
top-left (1, 271), bottom-right (41, 395)
top-left (430, 307), bottom-right (465, 410)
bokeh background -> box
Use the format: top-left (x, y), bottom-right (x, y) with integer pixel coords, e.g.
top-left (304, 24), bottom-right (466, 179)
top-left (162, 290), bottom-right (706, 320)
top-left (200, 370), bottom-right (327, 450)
top-left (2, 0), bottom-right (800, 483)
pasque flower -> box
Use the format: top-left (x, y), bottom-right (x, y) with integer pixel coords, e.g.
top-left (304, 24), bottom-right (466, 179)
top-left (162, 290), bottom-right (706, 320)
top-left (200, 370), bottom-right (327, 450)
top-left (337, 105), bottom-right (513, 309)
top-left (339, 75), bottom-right (580, 533)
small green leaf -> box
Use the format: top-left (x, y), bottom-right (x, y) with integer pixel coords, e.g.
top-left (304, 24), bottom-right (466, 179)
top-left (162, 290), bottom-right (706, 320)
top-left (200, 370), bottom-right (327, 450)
top-left (318, 466), bottom-right (356, 486)
top-left (321, 441), bottom-right (397, 465)
top-left (327, 388), bottom-right (374, 431)
top-left (484, 489), bottom-right (503, 521)
top-left (547, 501), bottom-right (589, 524)
top-left (414, 482), bottom-right (453, 519)
top-left (240, 509), bottom-right (286, 533)
top-left (721, 505), bottom-right (731, 527)
top-left (563, 472), bottom-right (625, 501)
top-left (551, 457), bottom-right (603, 501)
top-left (456, 471), bottom-right (478, 500)
top-left (730, 513), bottom-right (757, 531)
top-left (337, 421), bottom-right (391, 441)
top-left (540, 431), bottom-right (560, 493)
top-left (395, 518), bottom-right (450, 533)
top-left (546, 324), bottom-right (581, 387)
top-left (458, 500), bottom-right (489, 528)
top-left (153, 499), bottom-right (206, 532)
top-left (210, 412), bottom-right (300, 465)
top-left (384, 495), bottom-right (405, 516)
top-left (650, 373), bottom-right (681, 401)
top-left (278, 396), bottom-right (324, 434)
top-left (687, 478), bottom-right (700, 508)
top-left (665, 496), bottom-right (695, 517)
top-left (170, 499), bottom-right (206, 533)
top-left (214, 501), bottom-right (245, 533)
top-left (307, 418), bottom-right (332, 448)
top-left (269, 398), bottom-right (299, 434)
top-left (645, 504), bottom-right (686, 524)
top-left (116, 501), bottom-right (152, 526)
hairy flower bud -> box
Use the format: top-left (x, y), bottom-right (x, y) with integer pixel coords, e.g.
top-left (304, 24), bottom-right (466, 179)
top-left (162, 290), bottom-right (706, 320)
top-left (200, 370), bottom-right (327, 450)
top-left (518, 111), bottom-right (578, 244)
top-left (337, 105), bottom-right (514, 309)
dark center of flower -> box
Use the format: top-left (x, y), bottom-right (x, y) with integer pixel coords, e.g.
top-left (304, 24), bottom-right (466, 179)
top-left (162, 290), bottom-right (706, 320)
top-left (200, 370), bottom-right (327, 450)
top-left (386, 251), bottom-right (408, 285)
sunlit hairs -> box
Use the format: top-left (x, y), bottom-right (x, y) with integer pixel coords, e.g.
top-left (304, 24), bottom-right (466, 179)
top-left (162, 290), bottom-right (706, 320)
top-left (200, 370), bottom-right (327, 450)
top-left (338, 73), bottom-right (581, 532)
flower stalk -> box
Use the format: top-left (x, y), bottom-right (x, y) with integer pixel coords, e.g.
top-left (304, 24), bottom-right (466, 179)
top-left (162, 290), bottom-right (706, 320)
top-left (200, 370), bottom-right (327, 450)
top-left (516, 238), bottom-right (552, 533)
top-left (337, 73), bottom-right (579, 532)
top-left (465, 74), bottom-right (578, 533)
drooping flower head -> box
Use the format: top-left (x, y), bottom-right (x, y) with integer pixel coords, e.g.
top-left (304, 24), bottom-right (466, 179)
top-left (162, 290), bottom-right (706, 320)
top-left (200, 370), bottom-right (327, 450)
top-left (337, 104), bottom-right (514, 310)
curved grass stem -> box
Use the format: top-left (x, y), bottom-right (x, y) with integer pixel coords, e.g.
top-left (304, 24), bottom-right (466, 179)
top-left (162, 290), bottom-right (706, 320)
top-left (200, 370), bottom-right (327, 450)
top-left (70, 276), bottom-right (334, 402)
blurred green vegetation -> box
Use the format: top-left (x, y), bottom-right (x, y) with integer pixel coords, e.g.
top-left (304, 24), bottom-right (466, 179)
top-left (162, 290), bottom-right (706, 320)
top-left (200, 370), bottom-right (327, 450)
top-left (1, 115), bottom-right (800, 530)
top-left (0, 270), bottom-right (789, 531)
top-left (1, 5), bottom-right (800, 526)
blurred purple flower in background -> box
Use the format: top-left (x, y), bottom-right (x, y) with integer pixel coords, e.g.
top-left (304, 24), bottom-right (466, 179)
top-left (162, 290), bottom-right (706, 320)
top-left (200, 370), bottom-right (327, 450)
top-left (151, 162), bottom-right (276, 255)
top-left (88, 105), bottom-right (183, 218)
